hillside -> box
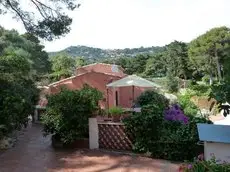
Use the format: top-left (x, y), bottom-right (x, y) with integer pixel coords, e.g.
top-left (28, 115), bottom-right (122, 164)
top-left (49, 45), bottom-right (165, 60)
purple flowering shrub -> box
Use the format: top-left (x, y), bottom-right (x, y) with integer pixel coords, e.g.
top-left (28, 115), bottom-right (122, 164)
top-left (124, 91), bottom-right (212, 161)
top-left (164, 104), bottom-right (189, 124)
top-left (161, 104), bottom-right (192, 143)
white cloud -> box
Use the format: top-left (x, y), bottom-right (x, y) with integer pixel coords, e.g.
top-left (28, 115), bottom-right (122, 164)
top-left (1, 0), bottom-right (230, 51)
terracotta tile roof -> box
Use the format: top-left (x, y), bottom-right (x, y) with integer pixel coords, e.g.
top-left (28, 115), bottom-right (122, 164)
top-left (48, 71), bottom-right (124, 87)
top-left (76, 63), bottom-right (125, 77)
top-left (48, 76), bottom-right (76, 87)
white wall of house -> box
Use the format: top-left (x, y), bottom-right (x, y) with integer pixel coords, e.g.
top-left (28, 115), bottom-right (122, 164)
top-left (205, 142), bottom-right (230, 163)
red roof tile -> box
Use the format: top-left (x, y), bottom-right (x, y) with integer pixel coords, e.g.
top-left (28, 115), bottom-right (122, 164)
top-left (76, 63), bottom-right (125, 77)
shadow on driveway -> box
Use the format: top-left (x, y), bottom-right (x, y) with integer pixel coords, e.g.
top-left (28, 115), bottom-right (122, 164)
top-left (0, 124), bottom-right (179, 172)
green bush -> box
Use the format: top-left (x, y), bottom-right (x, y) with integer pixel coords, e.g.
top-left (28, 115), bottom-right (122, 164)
top-left (187, 80), bottom-right (196, 88)
top-left (202, 75), bottom-right (210, 84)
top-left (0, 78), bottom-right (38, 140)
top-left (166, 69), bottom-right (179, 93)
top-left (123, 104), bottom-right (165, 153)
top-left (136, 90), bottom-right (169, 109)
top-left (188, 84), bottom-right (211, 97)
top-left (41, 85), bottom-right (103, 144)
top-left (152, 115), bottom-right (211, 161)
top-left (178, 94), bottom-right (199, 116)
top-left (108, 106), bottom-right (124, 116)
top-left (124, 100), bottom-right (212, 161)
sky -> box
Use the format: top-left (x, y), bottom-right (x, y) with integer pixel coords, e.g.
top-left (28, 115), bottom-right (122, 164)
top-left (1, 0), bottom-right (230, 52)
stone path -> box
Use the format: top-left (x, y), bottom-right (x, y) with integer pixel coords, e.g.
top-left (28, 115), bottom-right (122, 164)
top-left (0, 124), bottom-right (180, 172)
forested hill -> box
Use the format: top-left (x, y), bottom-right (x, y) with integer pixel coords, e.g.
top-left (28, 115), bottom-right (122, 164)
top-left (48, 45), bottom-right (165, 60)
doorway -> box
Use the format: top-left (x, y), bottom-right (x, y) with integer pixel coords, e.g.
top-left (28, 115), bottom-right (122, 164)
top-left (115, 91), bottom-right (119, 106)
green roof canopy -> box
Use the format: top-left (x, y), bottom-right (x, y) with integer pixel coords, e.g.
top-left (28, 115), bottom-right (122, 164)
top-left (107, 75), bottom-right (161, 88)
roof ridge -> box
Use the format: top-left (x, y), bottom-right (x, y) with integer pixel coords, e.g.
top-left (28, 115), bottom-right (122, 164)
top-left (48, 75), bottom-right (76, 86)
top-left (48, 71), bottom-right (125, 87)
top-left (76, 62), bottom-right (124, 70)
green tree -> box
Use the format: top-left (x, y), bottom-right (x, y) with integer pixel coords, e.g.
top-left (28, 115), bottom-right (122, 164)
top-left (0, 79), bottom-right (38, 136)
top-left (23, 33), bottom-right (51, 76)
top-left (50, 53), bottom-right (75, 80)
top-left (0, 27), bottom-right (50, 78)
top-left (0, 28), bottom-right (49, 79)
top-left (144, 53), bottom-right (167, 77)
top-left (166, 67), bottom-right (179, 93)
top-left (0, 44), bottom-right (39, 138)
top-left (42, 86), bottom-right (103, 144)
top-left (0, 48), bottom-right (31, 79)
top-left (75, 57), bottom-right (86, 68)
top-left (165, 41), bottom-right (191, 79)
top-left (189, 26), bottom-right (230, 84)
top-left (131, 54), bottom-right (150, 74)
top-left (0, 0), bottom-right (80, 40)
top-left (113, 57), bottom-right (133, 74)
top-left (143, 41), bottom-right (191, 79)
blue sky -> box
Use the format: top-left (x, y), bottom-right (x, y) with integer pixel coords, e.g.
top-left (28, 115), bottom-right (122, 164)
top-left (1, 0), bottom-right (230, 52)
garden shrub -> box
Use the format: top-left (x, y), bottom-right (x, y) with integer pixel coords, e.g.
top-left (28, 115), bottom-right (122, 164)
top-left (108, 106), bottom-right (124, 116)
top-left (124, 90), bottom-right (212, 161)
top-left (135, 90), bottom-right (169, 108)
top-left (166, 69), bottom-right (179, 93)
top-left (41, 85), bottom-right (103, 144)
top-left (178, 94), bottom-right (200, 116)
top-left (152, 114), bottom-right (212, 161)
top-left (149, 105), bottom-right (211, 161)
top-left (164, 104), bottom-right (189, 124)
top-left (123, 104), bottom-right (165, 153)
top-left (188, 84), bottom-right (211, 97)
top-left (124, 90), bottom-right (168, 153)
top-left (0, 78), bottom-right (38, 140)
top-left (201, 75), bottom-right (209, 84)
top-left (187, 80), bottom-right (196, 88)
top-left (180, 154), bottom-right (230, 172)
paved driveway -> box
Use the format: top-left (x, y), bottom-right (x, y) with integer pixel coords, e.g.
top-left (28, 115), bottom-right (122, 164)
top-left (0, 124), bottom-right (179, 172)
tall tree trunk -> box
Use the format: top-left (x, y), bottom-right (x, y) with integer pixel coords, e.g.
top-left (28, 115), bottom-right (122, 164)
top-left (209, 73), bottom-right (213, 85)
top-left (214, 45), bottom-right (222, 82)
top-left (183, 73), bottom-right (187, 88)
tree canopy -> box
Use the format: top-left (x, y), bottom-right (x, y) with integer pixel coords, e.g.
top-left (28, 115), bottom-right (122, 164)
top-left (189, 26), bottom-right (230, 84)
top-left (50, 53), bottom-right (75, 80)
top-left (75, 56), bottom-right (86, 68)
top-left (144, 53), bottom-right (167, 77)
top-left (165, 41), bottom-right (191, 79)
top-left (0, 28), bottom-right (46, 137)
top-left (0, 0), bottom-right (80, 40)
top-left (0, 27), bottom-right (50, 78)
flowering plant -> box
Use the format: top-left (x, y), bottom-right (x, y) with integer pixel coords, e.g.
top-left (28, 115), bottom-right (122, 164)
top-left (164, 104), bottom-right (189, 124)
top-left (179, 153), bottom-right (230, 171)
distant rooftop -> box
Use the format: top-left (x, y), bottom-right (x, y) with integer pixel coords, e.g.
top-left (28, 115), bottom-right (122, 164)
top-left (75, 63), bottom-right (126, 77)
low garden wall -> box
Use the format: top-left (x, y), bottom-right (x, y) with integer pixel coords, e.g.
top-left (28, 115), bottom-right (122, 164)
top-left (98, 122), bottom-right (132, 151)
top-left (89, 118), bottom-right (133, 151)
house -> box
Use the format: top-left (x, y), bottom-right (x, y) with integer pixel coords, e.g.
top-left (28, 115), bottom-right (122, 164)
top-left (39, 63), bottom-right (125, 109)
top-left (197, 123), bottom-right (230, 163)
top-left (37, 63), bottom-right (158, 110)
